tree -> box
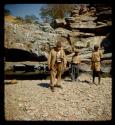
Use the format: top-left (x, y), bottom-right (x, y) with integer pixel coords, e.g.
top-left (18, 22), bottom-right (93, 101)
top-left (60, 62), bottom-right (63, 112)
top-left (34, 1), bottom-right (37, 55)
top-left (24, 15), bottom-right (39, 23)
top-left (40, 4), bottom-right (74, 23)
top-left (15, 16), bottom-right (24, 24)
top-left (4, 9), bottom-right (11, 16)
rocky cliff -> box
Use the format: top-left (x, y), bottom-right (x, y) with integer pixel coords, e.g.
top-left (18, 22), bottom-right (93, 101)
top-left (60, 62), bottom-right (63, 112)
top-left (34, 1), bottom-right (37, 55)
top-left (4, 4), bottom-right (112, 74)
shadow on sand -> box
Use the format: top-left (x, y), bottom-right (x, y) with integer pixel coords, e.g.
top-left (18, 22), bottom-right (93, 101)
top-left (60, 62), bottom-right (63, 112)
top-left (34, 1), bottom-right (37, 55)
top-left (38, 83), bottom-right (49, 88)
top-left (79, 80), bottom-right (93, 85)
top-left (5, 73), bottom-right (49, 80)
top-left (64, 79), bottom-right (72, 82)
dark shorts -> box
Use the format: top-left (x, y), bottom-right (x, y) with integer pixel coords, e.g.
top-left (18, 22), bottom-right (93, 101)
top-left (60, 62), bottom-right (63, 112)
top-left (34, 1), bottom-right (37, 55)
top-left (93, 70), bottom-right (101, 77)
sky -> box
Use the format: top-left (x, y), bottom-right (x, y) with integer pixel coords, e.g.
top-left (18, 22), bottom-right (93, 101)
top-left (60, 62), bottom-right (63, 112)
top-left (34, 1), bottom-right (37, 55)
top-left (5, 4), bottom-right (45, 22)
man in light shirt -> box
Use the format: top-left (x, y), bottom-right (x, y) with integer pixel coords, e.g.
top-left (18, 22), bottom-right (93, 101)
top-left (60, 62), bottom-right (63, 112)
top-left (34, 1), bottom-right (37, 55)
top-left (70, 50), bottom-right (81, 81)
top-left (91, 44), bottom-right (103, 84)
top-left (48, 41), bottom-right (67, 92)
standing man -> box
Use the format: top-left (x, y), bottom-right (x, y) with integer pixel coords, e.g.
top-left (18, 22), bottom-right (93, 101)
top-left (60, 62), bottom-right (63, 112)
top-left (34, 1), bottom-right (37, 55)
top-left (70, 50), bottom-right (81, 81)
top-left (48, 41), bottom-right (67, 92)
top-left (91, 44), bottom-right (103, 85)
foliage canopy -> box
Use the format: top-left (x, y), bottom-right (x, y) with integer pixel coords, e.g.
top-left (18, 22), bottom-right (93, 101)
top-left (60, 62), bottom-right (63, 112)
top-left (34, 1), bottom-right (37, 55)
top-left (40, 4), bottom-right (74, 23)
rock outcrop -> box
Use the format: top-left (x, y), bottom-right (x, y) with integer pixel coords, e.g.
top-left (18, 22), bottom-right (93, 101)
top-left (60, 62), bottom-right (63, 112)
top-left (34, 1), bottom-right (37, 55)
top-left (4, 4), bottom-right (112, 74)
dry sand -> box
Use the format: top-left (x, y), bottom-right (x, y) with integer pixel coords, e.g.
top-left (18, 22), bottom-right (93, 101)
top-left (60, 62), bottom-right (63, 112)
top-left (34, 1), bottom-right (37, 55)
top-left (4, 73), bottom-right (112, 121)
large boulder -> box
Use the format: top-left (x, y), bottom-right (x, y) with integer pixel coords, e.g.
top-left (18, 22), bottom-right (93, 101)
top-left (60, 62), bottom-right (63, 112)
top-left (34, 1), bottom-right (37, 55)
top-left (55, 27), bottom-right (71, 37)
top-left (53, 19), bottom-right (67, 28)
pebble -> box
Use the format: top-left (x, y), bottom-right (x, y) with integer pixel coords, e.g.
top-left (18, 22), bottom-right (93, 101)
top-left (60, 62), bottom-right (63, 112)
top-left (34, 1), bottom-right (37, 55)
top-left (18, 103), bottom-right (23, 107)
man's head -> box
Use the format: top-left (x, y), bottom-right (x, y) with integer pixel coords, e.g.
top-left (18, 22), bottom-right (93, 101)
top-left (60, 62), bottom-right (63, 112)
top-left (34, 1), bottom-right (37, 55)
top-left (56, 41), bottom-right (62, 51)
top-left (74, 49), bottom-right (79, 55)
top-left (94, 44), bottom-right (99, 51)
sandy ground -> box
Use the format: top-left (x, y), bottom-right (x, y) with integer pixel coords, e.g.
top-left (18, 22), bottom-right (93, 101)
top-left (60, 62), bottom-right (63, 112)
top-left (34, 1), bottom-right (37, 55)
top-left (4, 73), bottom-right (112, 121)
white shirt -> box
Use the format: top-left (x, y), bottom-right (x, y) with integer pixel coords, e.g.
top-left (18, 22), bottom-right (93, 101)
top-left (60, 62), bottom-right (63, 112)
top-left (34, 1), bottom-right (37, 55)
top-left (56, 51), bottom-right (61, 62)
